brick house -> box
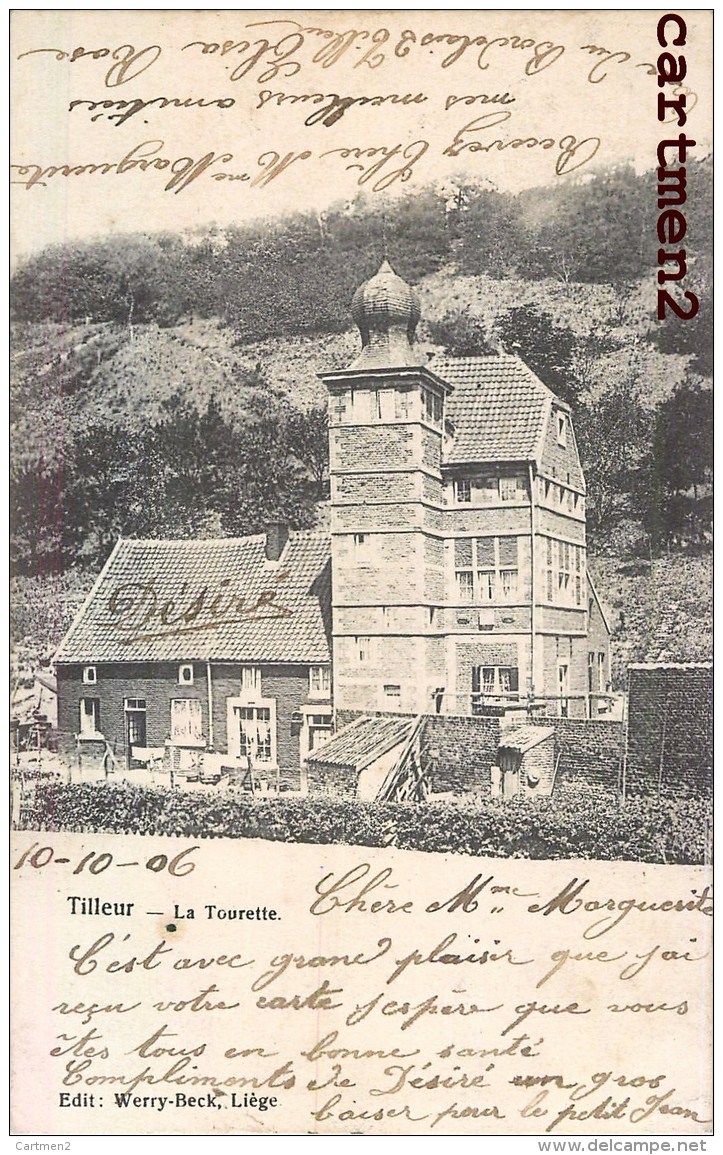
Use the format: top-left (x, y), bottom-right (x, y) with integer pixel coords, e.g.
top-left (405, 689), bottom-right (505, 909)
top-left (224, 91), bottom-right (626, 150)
top-left (54, 528), bottom-right (332, 782)
top-left (322, 260), bottom-right (610, 720)
top-left (55, 259), bottom-right (610, 781)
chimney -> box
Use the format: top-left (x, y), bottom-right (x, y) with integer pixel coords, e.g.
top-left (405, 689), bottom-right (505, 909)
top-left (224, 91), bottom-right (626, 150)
top-left (265, 521), bottom-right (289, 561)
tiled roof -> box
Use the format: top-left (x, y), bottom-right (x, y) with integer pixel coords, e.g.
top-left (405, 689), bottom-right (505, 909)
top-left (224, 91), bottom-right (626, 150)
top-left (308, 714), bottom-right (414, 771)
top-left (433, 354), bottom-right (556, 465)
top-left (55, 533), bottom-right (331, 664)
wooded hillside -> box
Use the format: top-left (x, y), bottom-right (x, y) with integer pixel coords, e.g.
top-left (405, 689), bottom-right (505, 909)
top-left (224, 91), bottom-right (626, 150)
top-left (11, 163), bottom-right (712, 671)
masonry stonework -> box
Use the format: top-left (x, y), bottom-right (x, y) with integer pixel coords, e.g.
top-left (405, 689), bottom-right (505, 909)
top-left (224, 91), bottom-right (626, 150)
top-left (625, 664), bottom-right (712, 798)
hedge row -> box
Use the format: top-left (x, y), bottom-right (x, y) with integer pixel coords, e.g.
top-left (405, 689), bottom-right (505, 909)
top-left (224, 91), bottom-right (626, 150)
top-left (18, 782), bottom-right (710, 864)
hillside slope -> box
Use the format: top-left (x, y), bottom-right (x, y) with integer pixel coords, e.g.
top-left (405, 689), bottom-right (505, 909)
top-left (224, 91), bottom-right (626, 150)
top-left (11, 267), bottom-right (693, 473)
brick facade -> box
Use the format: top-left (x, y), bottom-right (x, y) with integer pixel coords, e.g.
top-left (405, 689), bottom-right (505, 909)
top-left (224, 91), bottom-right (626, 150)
top-left (625, 664), bottom-right (712, 798)
top-left (56, 661), bottom-right (328, 787)
top-left (543, 717), bottom-right (623, 794)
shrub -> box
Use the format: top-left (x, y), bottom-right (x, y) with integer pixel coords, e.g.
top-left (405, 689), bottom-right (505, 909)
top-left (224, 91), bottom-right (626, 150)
top-left (17, 782), bottom-right (710, 865)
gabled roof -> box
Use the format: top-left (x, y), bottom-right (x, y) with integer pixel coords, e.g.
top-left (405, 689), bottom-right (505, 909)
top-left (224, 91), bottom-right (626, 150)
top-left (307, 714), bottom-right (414, 771)
top-left (55, 532), bottom-right (331, 664)
top-left (433, 354), bottom-right (560, 466)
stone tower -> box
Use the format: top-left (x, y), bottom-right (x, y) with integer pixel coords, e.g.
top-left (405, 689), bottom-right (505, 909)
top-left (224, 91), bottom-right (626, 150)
top-left (320, 260), bottom-right (452, 714)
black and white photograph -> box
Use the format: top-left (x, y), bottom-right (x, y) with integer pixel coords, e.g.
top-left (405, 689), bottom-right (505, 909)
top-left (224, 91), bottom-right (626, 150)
top-left (10, 9), bottom-right (712, 1139)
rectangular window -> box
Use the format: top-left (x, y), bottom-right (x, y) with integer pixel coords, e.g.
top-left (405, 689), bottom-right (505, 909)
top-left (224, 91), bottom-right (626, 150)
top-left (558, 540), bottom-right (571, 595)
top-left (352, 389), bottom-right (371, 422)
top-left (395, 388), bottom-right (416, 421)
top-left (171, 699), bottom-right (203, 745)
top-left (545, 537), bottom-right (555, 602)
top-left (240, 666), bottom-right (261, 697)
top-left (309, 666), bottom-right (331, 698)
top-left (356, 636), bottom-right (373, 664)
top-left (372, 389), bottom-right (395, 422)
top-left (236, 705), bottom-right (273, 764)
top-left (329, 392), bottom-right (349, 425)
top-left (499, 476), bottom-right (520, 502)
top-left (178, 663), bottom-right (194, 686)
top-left (454, 479), bottom-right (471, 504)
top-left (501, 569), bottom-right (518, 598)
top-left (471, 666), bottom-right (520, 712)
top-left (479, 476), bottom-right (499, 504)
top-left (79, 697), bottom-right (101, 737)
top-left (82, 666), bottom-right (96, 685)
top-left (353, 532), bottom-right (371, 563)
top-left (422, 388), bottom-right (442, 424)
top-left (383, 684), bottom-right (401, 707)
top-left (598, 652), bottom-right (606, 690)
top-left (455, 537), bottom-right (520, 603)
top-left (477, 569), bottom-right (495, 600)
top-left (557, 413), bottom-right (568, 446)
top-left (457, 570), bottom-right (474, 601)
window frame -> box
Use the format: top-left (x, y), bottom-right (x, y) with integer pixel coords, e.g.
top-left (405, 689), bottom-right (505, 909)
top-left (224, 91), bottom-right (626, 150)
top-left (79, 696), bottom-right (101, 737)
top-left (499, 476), bottom-right (523, 503)
top-left (308, 665), bottom-right (331, 699)
top-left (82, 665), bottom-right (97, 685)
top-left (556, 413), bottom-right (568, 446)
top-left (455, 537), bottom-right (519, 604)
top-left (170, 697), bottom-right (204, 746)
top-left (454, 478), bottom-right (472, 504)
top-left (471, 665), bottom-right (520, 711)
top-left (240, 666), bottom-right (262, 700)
top-left (382, 683), bottom-right (402, 709)
top-left (178, 663), bottom-right (194, 686)
top-left (355, 636), bottom-right (374, 665)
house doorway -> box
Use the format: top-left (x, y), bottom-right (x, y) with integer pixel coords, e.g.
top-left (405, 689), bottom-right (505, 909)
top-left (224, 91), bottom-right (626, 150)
top-left (299, 709), bottom-right (333, 763)
top-left (498, 750), bottom-right (521, 798)
top-left (124, 698), bottom-right (147, 767)
top-left (228, 701), bottom-right (276, 768)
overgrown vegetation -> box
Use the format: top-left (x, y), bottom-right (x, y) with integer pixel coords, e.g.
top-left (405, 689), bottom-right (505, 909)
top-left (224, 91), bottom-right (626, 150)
top-left (18, 781), bottom-right (710, 864)
top-left (10, 163), bottom-right (712, 666)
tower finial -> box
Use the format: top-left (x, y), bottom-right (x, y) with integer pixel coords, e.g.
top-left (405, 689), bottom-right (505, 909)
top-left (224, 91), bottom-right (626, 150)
top-left (348, 261), bottom-right (424, 370)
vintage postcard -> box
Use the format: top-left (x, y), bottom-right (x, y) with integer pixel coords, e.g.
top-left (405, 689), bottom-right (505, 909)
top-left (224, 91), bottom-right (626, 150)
top-left (10, 9), bottom-right (712, 1140)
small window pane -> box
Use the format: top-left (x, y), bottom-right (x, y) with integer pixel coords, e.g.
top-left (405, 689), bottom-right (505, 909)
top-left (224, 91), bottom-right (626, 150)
top-left (457, 571), bottom-right (474, 602)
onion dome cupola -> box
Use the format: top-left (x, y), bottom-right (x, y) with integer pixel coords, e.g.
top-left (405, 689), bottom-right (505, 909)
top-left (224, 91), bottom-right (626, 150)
top-left (348, 259), bottom-right (425, 370)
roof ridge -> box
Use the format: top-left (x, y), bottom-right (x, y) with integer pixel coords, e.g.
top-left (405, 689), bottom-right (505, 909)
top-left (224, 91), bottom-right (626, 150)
top-left (116, 528), bottom-right (330, 547)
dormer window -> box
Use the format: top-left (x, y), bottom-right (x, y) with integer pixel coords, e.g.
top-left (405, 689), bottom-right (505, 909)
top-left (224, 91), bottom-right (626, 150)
top-left (82, 666), bottom-right (96, 685)
top-left (178, 664), bottom-right (194, 686)
top-left (557, 413), bottom-right (568, 446)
